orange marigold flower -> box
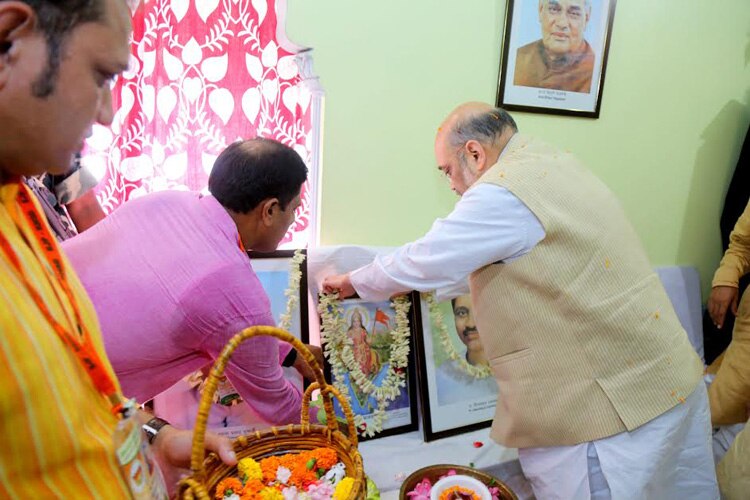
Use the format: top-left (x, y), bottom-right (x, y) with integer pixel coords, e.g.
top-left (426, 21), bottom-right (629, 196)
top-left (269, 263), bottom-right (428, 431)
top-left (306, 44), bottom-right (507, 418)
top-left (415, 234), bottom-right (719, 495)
top-left (279, 453), bottom-right (301, 473)
top-left (296, 450), bottom-right (312, 465)
top-left (215, 477), bottom-right (243, 499)
top-left (439, 485), bottom-right (478, 500)
top-left (289, 462), bottom-right (318, 488)
top-left (241, 479), bottom-right (265, 499)
top-left (259, 456), bottom-right (282, 483)
top-left (310, 447), bottom-right (338, 470)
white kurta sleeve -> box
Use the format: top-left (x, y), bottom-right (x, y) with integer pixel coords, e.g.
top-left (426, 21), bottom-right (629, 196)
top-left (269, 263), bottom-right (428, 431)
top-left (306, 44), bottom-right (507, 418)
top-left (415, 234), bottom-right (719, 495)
top-left (350, 183), bottom-right (545, 302)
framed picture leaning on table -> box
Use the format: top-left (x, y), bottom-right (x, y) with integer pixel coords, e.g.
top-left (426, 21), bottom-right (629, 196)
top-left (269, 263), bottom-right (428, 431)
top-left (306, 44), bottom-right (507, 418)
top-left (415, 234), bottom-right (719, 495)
top-left (249, 249), bottom-right (311, 391)
top-left (415, 293), bottom-right (499, 442)
top-left (496, 0), bottom-right (618, 118)
top-left (250, 249), bottom-right (310, 346)
top-left (319, 292), bottom-right (420, 441)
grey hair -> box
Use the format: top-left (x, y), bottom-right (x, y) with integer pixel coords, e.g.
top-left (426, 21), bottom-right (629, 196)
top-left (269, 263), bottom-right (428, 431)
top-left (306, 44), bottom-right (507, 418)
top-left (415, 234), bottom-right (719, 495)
top-left (447, 107), bottom-right (518, 151)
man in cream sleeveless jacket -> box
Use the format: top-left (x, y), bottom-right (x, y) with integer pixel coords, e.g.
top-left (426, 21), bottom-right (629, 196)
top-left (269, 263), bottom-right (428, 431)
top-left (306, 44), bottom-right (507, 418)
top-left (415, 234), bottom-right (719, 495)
top-left (323, 103), bottom-right (717, 499)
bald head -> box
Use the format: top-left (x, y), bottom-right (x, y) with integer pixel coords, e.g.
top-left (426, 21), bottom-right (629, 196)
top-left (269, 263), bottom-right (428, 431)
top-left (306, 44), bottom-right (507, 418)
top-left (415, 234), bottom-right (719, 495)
top-left (437, 102), bottom-right (518, 175)
top-left (438, 102), bottom-right (518, 153)
top-left (434, 103), bottom-right (518, 195)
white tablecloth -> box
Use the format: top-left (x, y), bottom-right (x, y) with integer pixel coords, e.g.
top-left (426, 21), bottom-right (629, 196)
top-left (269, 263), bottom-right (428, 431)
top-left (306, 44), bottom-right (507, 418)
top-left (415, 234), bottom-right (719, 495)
top-left (359, 426), bottom-right (518, 495)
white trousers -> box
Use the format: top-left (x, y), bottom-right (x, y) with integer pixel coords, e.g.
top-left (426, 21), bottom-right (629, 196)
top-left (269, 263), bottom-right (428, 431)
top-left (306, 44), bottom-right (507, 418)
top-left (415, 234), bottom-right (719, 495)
top-left (518, 384), bottom-right (719, 499)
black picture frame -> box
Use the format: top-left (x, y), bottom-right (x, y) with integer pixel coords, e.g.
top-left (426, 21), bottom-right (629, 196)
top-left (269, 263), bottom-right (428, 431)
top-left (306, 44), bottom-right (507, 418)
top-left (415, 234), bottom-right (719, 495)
top-left (413, 293), bottom-right (499, 442)
top-left (321, 292), bottom-right (420, 442)
top-left (496, 0), bottom-right (617, 118)
top-left (248, 248), bottom-right (310, 351)
top-left (249, 250), bottom-right (310, 394)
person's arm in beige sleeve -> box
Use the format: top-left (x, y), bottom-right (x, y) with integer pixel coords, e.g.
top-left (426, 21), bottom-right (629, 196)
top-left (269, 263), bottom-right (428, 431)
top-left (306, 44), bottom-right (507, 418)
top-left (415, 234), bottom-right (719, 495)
top-left (709, 202), bottom-right (750, 328)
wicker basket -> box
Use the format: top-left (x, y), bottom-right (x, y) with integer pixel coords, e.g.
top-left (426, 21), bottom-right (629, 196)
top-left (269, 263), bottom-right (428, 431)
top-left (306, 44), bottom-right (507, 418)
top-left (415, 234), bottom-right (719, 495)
top-left (177, 326), bottom-right (365, 499)
top-left (398, 464), bottom-right (518, 500)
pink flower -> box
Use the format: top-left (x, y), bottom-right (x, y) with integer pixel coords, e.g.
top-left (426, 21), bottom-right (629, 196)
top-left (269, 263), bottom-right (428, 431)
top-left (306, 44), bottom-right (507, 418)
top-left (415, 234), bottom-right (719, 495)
top-left (489, 486), bottom-right (502, 500)
top-left (406, 478), bottom-right (432, 500)
top-left (282, 486), bottom-right (299, 500)
top-left (438, 470), bottom-right (457, 480)
top-left (306, 481), bottom-right (334, 500)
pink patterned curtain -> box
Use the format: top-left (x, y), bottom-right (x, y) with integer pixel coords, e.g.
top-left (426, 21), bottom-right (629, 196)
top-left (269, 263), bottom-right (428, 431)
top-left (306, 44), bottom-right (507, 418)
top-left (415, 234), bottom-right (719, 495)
top-left (83, 0), bottom-right (312, 247)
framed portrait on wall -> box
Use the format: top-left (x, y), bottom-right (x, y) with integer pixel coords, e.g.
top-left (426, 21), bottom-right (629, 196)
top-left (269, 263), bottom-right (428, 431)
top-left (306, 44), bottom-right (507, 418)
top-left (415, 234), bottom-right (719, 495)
top-left (321, 293), bottom-right (420, 441)
top-left (496, 0), bottom-right (618, 118)
top-left (415, 293), bottom-right (499, 442)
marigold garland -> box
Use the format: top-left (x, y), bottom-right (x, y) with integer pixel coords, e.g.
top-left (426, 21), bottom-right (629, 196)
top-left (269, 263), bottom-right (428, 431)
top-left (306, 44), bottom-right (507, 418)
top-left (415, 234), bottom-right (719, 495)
top-left (425, 292), bottom-right (490, 379)
top-left (318, 292), bottom-right (411, 437)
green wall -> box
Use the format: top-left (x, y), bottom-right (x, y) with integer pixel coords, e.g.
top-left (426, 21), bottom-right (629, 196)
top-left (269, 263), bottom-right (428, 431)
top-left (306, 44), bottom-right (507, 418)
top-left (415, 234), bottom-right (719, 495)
top-left (287, 0), bottom-right (750, 297)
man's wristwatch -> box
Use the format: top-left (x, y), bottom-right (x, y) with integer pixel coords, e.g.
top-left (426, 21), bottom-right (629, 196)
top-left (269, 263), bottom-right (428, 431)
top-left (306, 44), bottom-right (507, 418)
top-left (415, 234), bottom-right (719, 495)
top-left (282, 348), bottom-right (298, 367)
top-left (142, 417), bottom-right (170, 445)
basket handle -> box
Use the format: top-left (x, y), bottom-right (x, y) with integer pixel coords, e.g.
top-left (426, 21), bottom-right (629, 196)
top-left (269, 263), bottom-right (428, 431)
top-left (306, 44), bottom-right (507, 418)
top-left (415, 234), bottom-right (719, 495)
top-left (302, 382), bottom-right (358, 447)
top-left (188, 325), bottom-right (355, 479)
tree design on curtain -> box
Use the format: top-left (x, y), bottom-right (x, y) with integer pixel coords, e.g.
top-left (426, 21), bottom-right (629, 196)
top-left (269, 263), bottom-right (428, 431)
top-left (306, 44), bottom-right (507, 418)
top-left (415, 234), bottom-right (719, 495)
top-left (83, 0), bottom-right (313, 247)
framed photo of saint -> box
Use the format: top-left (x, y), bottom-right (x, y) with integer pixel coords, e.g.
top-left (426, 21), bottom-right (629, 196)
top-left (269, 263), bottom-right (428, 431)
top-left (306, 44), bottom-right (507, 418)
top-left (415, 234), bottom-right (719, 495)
top-left (497, 0), bottom-right (617, 118)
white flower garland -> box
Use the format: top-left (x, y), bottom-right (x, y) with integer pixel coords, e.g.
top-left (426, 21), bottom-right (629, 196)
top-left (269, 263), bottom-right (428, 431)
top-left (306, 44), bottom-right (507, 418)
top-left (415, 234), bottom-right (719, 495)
top-left (425, 292), bottom-right (491, 379)
top-left (318, 293), bottom-right (411, 437)
top-left (277, 249), bottom-right (306, 332)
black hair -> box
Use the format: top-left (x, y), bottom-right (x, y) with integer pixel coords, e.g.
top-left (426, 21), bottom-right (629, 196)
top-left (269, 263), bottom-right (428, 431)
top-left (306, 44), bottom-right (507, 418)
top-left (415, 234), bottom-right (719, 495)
top-left (209, 138), bottom-right (308, 214)
top-left (6, 1), bottom-right (105, 97)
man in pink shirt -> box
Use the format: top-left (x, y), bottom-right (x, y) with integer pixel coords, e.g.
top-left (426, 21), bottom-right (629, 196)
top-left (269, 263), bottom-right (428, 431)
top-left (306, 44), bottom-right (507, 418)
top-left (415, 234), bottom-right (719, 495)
top-left (64, 138), bottom-right (312, 425)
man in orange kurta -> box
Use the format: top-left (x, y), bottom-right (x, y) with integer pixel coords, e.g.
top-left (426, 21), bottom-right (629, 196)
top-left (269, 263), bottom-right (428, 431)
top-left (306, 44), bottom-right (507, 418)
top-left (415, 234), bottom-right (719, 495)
top-left (0, 0), bottom-right (236, 496)
top-left (514, 0), bottom-right (595, 93)
top-left (707, 199), bottom-right (750, 499)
